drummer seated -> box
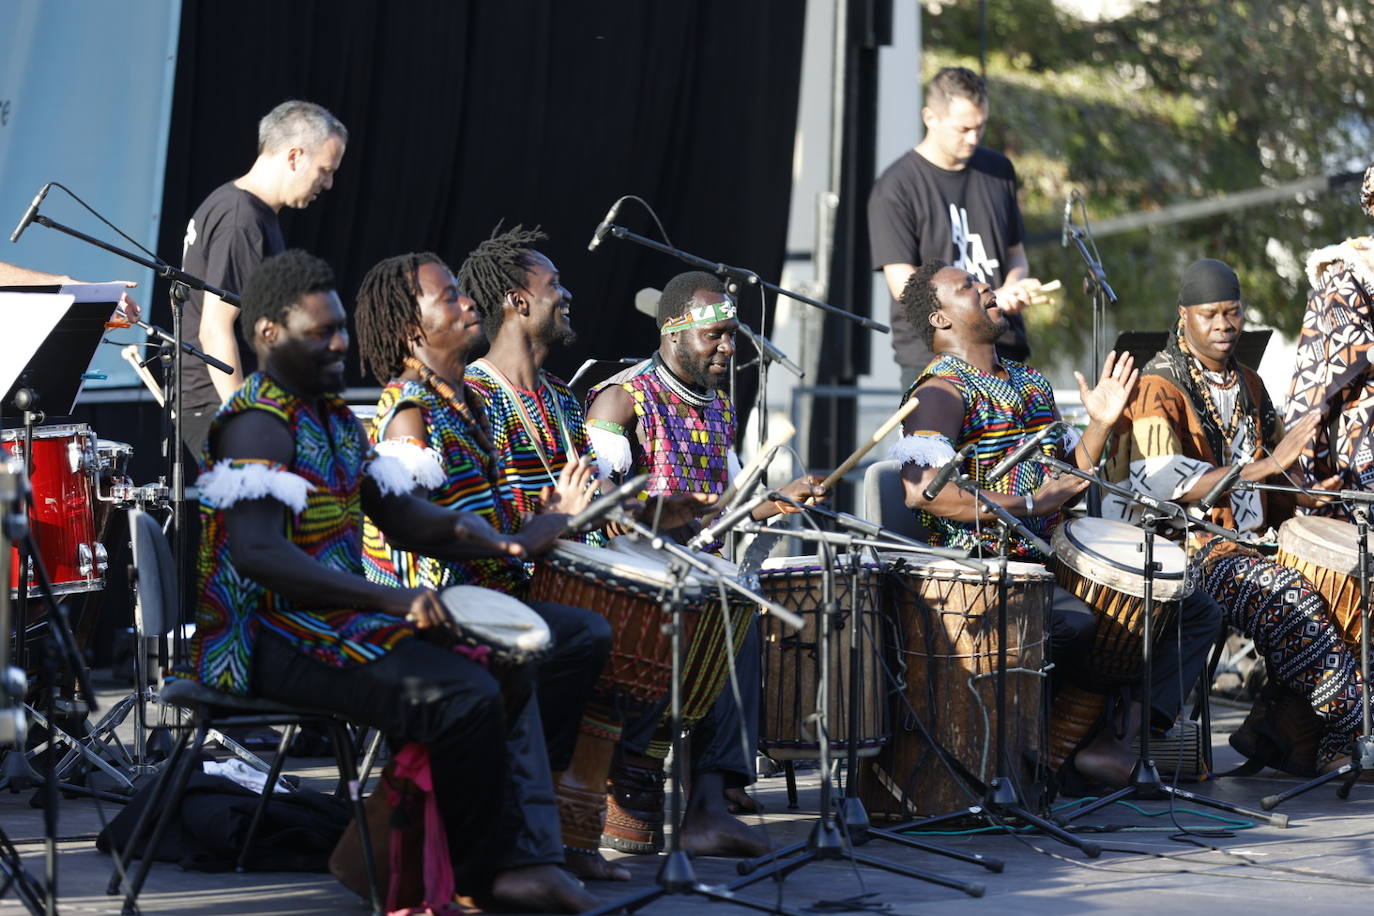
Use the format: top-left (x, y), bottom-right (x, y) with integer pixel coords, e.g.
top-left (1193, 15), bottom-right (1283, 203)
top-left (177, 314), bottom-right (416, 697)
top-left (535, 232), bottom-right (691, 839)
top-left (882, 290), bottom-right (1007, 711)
top-left (891, 262), bottom-right (1221, 787)
top-left (180, 250), bottom-right (592, 912)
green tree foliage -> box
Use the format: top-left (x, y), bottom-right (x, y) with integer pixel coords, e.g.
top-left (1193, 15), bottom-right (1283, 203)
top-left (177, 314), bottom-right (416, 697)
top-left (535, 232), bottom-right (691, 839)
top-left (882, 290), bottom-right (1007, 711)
top-left (918, 0), bottom-right (1374, 361)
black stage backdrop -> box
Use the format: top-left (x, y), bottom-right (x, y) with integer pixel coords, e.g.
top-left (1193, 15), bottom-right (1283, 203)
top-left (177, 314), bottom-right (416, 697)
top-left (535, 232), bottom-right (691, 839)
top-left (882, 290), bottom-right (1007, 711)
top-left (156, 0), bottom-right (806, 420)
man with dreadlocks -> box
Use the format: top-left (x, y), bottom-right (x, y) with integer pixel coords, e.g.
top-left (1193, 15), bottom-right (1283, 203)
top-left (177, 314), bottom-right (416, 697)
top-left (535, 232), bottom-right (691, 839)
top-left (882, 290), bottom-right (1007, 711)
top-left (1285, 164), bottom-right (1374, 507)
top-left (1106, 257), bottom-right (1363, 773)
top-left (181, 250), bottom-right (590, 911)
top-left (353, 251), bottom-right (623, 885)
top-left (584, 270), bottom-right (826, 859)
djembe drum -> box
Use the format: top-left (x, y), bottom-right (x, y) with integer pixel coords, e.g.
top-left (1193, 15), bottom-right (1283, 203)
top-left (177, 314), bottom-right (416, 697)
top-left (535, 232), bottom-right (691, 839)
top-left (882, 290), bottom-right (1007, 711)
top-left (1047, 517), bottom-right (1191, 769)
top-left (1275, 515), bottom-right (1368, 645)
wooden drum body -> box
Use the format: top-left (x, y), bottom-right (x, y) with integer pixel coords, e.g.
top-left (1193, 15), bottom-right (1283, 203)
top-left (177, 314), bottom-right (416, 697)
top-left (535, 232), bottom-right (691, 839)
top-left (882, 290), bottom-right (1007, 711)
top-left (860, 557), bottom-right (1051, 819)
top-left (528, 539), bottom-right (705, 706)
top-left (1275, 515), bottom-right (1366, 645)
top-left (757, 555), bottom-right (889, 761)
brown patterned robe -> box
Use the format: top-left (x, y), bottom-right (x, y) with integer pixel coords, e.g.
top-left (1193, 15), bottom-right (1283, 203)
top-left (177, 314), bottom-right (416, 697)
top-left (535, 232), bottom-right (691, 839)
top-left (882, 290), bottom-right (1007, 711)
top-left (1285, 238), bottom-right (1374, 515)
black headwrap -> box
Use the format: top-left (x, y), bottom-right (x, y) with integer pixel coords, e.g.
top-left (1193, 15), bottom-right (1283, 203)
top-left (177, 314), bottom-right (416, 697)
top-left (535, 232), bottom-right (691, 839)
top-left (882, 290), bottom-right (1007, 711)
top-left (1177, 258), bottom-right (1241, 307)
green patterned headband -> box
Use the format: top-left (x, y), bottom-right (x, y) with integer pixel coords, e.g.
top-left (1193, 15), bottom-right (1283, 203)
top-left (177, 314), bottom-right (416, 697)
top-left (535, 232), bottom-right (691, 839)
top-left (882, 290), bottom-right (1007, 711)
top-left (660, 298), bottom-right (737, 335)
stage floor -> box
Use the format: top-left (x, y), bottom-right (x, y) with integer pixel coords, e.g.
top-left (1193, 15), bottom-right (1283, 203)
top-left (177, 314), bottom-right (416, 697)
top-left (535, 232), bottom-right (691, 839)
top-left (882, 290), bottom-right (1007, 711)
top-left (3, 680), bottom-right (1373, 915)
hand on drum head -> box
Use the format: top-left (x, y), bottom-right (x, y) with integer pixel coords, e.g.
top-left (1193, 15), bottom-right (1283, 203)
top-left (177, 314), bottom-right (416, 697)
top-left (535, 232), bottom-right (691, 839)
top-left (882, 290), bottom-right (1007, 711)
top-left (643, 491), bottom-right (718, 530)
top-left (541, 454), bottom-right (598, 517)
top-left (453, 511), bottom-right (526, 557)
top-left (1032, 471), bottom-right (1089, 516)
top-left (396, 587), bottom-right (446, 629)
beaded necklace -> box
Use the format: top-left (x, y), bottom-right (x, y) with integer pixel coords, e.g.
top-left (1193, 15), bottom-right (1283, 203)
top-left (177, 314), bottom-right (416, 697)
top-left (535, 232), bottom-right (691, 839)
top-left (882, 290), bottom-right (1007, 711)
top-left (404, 357), bottom-right (500, 484)
top-left (654, 361), bottom-right (714, 409)
top-left (1179, 332), bottom-right (1254, 452)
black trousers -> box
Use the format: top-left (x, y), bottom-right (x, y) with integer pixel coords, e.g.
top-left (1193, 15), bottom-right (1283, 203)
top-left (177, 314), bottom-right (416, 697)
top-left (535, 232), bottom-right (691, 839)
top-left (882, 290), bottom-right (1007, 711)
top-left (252, 629), bottom-right (531, 884)
top-left (525, 599), bottom-right (612, 771)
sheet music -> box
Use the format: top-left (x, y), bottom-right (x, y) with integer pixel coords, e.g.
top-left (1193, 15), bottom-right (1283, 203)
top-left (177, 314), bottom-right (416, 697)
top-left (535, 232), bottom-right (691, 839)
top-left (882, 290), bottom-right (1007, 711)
top-left (0, 292), bottom-right (75, 398)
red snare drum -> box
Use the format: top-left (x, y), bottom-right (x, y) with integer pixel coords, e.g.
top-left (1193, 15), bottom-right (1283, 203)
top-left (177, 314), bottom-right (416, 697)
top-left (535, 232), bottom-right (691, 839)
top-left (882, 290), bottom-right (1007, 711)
top-left (4, 424), bottom-right (107, 596)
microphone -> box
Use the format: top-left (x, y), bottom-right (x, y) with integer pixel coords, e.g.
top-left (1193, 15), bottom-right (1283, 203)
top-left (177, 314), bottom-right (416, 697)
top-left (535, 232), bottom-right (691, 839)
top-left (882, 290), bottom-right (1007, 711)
top-left (564, 472), bottom-right (649, 534)
top-left (587, 197), bottom-right (625, 253)
top-left (986, 421), bottom-right (1066, 485)
top-left (1061, 193), bottom-right (1073, 248)
top-left (10, 182), bottom-right (52, 244)
top-left (1198, 464), bottom-right (1243, 513)
top-left (738, 322), bottom-right (804, 378)
top-left (690, 490), bottom-right (773, 550)
top-left (922, 443), bottom-right (976, 501)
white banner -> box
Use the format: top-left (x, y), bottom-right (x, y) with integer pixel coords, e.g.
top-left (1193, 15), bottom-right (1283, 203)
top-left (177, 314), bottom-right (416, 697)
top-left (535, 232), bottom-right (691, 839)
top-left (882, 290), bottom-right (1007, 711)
top-left (0, 0), bottom-right (180, 391)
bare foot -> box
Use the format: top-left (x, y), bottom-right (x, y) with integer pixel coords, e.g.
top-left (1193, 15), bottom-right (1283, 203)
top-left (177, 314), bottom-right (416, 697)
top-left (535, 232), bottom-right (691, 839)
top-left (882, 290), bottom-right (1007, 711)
top-left (724, 786), bottom-right (763, 814)
top-left (563, 848), bottom-right (631, 882)
top-left (489, 863), bottom-right (598, 913)
top-left (678, 807), bottom-right (770, 858)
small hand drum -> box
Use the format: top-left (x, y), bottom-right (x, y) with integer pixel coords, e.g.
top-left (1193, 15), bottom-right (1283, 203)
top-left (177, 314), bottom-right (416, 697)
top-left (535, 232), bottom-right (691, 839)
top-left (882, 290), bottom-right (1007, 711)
top-left (435, 585), bottom-right (551, 666)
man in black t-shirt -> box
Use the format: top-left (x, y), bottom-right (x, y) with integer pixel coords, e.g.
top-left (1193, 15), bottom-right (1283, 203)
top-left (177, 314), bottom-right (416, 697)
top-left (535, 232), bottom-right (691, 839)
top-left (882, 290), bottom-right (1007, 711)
top-left (868, 67), bottom-right (1044, 386)
top-left (179, 99), bottom-right (347, 453)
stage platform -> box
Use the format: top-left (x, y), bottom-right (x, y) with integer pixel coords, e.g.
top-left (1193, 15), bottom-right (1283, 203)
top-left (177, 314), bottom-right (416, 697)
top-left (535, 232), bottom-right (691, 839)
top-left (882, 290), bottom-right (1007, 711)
top-left (3, 679), bottom-right (1373, 915)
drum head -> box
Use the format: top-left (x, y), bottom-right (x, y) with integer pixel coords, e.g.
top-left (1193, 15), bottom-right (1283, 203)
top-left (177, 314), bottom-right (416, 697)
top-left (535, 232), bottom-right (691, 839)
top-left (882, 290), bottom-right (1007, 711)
top-left (1278, 515), bottom-right (1368, 576)
top-left (606, 535), bottom-right (739, 587)
top-left (759, 554), bottom-right (883, 574)
top-left (439, 585), bottom-right (551, 652)
top-left (1052, 517), bottom-right (1189, 600)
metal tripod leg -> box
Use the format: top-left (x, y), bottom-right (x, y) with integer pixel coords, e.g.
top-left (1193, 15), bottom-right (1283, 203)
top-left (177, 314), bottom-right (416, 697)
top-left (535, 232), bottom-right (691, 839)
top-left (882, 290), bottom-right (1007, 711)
top-left (1058, 759), bottom-right (1287, 827)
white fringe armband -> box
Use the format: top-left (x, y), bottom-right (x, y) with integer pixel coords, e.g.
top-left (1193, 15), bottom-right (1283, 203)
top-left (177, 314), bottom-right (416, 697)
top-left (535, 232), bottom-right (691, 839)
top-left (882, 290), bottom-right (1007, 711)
top-left (198, 460), bottom-right (314, 514)
top-left (373, 438), bottom-right (446, 490)
top-left (365, 454), bottom-right (421, 498)
top-left (888, 431), bottom-right (957, 468)
top-left (587, 426), bottom-right (633, 480)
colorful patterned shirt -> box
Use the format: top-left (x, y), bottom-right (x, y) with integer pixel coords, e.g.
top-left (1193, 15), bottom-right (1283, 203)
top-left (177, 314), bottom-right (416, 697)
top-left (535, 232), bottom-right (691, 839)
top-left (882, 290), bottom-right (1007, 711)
top-left (623, 365), bottom-right (735, 498)
top-left (185, 373), bottom-right (413, 696)
top-left (465, 359), bottom-right (604, 546)
top-left (362, 376), bottom-right (529, 596)
top-left (912, 354), bottom-right (1069, 560)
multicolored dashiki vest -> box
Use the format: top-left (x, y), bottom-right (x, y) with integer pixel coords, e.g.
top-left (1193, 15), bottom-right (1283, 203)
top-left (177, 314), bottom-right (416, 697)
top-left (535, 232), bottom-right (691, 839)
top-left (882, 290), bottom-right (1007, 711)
top-left (464, 360), bottom-right (603, 546)
top-left (185, 373), bottom-right (412, 696)
top-left (624, 366), bottom-right (735, 499)
top-left (362, 376), bottom-right (529, 597)
top-left (912, 355), bottom-right (1068, 560)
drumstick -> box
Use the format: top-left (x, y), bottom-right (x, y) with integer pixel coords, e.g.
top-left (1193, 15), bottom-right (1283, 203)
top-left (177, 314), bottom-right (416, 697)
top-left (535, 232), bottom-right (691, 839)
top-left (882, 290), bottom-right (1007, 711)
top-left (816, 396), bottom-right (920, 493)
top-left (1033, 279), bottom-right (1062, 293)
top-left (704, 418), bottom-right (797, 521)
top-left (121, 345), bottom-right (165, 407)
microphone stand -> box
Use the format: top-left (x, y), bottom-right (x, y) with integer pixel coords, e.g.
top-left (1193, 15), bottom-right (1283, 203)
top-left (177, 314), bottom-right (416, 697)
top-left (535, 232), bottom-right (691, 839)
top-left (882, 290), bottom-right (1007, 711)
top-left (727, 521), bottom-right (996, 895)
top-left (1026, 454), bottom-right (1286, 828)
top-left (581, 506), bottom-right (807, 916)
top-left (887, 474), bottom-right (1102, 855)
top-left (1064, 199), bottom-right (1115, 514)
top-left (1260, 487), bottom-right (1374, 810)
top-left (19, 208), bottom-right (237, 670)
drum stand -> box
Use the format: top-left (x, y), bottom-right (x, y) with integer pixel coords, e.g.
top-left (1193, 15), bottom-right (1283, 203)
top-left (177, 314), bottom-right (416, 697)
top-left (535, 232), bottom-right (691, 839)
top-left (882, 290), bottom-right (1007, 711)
top-left (884, 482), bottom-right (1105, 855)
top-left (1023, 455), bottom-right (1285, 828)
top-left (1260, 490), bottom-right (1374, 810)
top-left (730, 528), bottom-right (993, 898)
top-left (582, 512), bottom-right (811, 916)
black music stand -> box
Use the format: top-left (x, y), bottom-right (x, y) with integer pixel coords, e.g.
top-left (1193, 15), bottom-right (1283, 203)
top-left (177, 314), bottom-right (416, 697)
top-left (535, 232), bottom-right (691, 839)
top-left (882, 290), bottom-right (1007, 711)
top-left (0, 285), bottom-right (120, 421)
top-left (1111, 330), bottom-right (1272, 377)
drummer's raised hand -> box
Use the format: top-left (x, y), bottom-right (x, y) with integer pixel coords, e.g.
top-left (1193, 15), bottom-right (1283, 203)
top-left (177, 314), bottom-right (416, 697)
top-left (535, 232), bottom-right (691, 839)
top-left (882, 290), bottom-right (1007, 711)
top-left (542, 454), bottom-right (598, 517)
top-left (1074, 350), bottom-right (1139, 429)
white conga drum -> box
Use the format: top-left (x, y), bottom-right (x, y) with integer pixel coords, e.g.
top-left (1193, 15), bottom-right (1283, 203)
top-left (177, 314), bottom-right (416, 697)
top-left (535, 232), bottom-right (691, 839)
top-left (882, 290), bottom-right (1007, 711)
top-left (1275, 515), bottom-right (1368, 645)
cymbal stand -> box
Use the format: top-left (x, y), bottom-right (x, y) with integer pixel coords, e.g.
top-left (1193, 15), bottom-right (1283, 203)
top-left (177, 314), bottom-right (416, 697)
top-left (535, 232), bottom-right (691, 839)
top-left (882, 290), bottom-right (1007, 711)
top-left (581, 508), bottom-right (809, 916)
top-left (884, 479), bottom-right (1104, 855)
top-left (1259, 487), bottom-right (1374, 810)
top-left (1024, 454), bottom-right (1285, 828)
top-left (0, 460), bottom-right (46, 916)
top-left (728, 522), bottom-right (991, 896)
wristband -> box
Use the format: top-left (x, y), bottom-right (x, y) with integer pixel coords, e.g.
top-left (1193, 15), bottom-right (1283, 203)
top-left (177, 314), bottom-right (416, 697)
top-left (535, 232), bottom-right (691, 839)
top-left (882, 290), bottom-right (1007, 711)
top-left (1024, 492), bottom-right (1035, 516)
